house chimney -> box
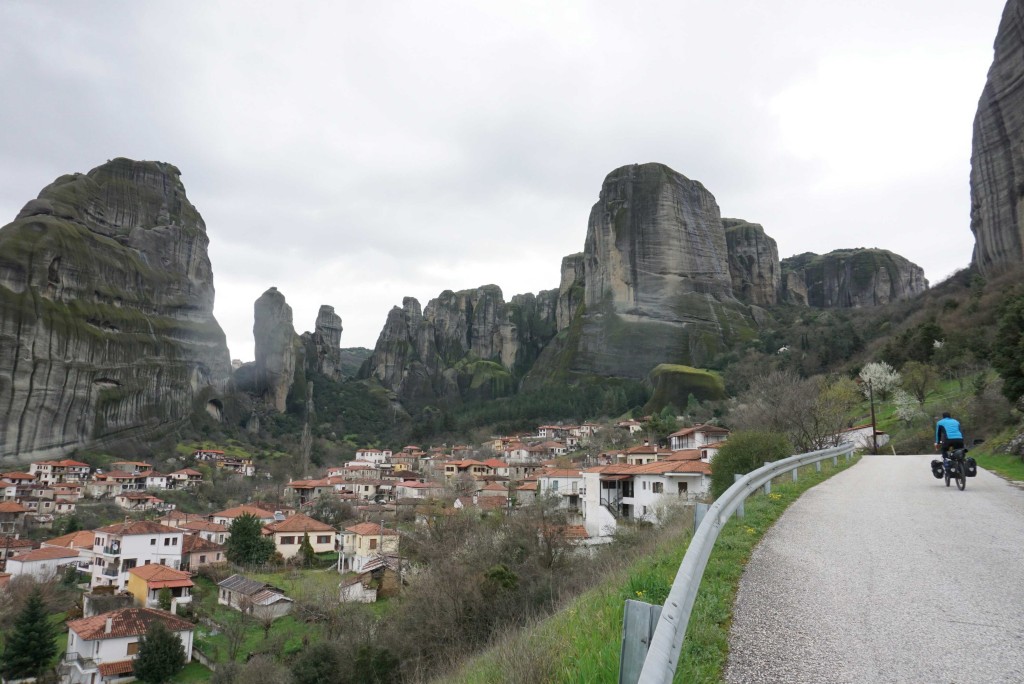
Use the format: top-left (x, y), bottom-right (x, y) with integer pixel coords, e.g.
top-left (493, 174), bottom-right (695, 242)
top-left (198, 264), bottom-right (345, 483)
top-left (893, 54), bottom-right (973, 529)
top-left (104, 617), bottom-right (113, 634)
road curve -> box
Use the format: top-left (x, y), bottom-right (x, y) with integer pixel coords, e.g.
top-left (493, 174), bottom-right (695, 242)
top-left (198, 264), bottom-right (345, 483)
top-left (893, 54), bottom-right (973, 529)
top-left (726, 455), bottom-right (1024, 684)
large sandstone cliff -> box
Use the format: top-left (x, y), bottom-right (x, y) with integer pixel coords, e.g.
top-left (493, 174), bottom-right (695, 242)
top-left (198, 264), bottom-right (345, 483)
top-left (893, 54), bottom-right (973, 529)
top-left (780, 249), bottom-right (928, 307)
top-left (0, 158), bottom-right (231, 462)
top-left (971, 0), bottom-right (1024, 275)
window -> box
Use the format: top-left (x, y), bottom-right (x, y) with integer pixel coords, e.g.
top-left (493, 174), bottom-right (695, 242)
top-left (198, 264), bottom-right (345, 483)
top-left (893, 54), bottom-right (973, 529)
top-left (199, 555), bottom-right (206, 563)
top-left (150, 538), bottom-right (156, 545)
top-left (369, 539), bottom-right (377, 550)
top-left (280, 536), bottom-right (295, 545)
top-left (652, 482), bottom-right (663, 494)
top-left (164, 538), bottom-right (171, 546)
top-left (678, 482), bottom-right (688, 494)
top-left (172, 538), bottom-right (178, 545)
top-left (123, 559), bottom-right (137, 570)
top-left (127, 641), bottom-right (140, 656)
top-left (642, 481), bottom-right (647, 490)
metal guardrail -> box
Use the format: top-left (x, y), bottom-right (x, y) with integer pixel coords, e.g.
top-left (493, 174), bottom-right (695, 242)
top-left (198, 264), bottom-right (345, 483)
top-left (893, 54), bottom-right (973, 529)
top-left (622, 442), bottom-right (856, 684)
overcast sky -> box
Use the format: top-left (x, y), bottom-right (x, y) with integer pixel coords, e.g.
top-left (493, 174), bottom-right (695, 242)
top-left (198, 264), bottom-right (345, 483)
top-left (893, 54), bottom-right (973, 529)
top-left (0, 0), bottom-right (1008, 359)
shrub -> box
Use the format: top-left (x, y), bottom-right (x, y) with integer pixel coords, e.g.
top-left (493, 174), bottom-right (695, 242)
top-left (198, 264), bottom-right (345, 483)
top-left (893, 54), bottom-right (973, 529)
top-left (710, 431), bottom-right (792, 498)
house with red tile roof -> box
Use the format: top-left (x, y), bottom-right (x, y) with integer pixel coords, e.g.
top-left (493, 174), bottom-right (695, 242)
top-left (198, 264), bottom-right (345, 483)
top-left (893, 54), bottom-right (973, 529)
top-left (340, 523), bottom-right (399, 572)
top-left (65, 607), bottom-right (194, 683)
top-left (126, 563), bottom-right (194, 609)
top-left (0, 501), bottom-right (28, 535)
top-left (6, 547), bottom-right (80, 580)
top-left (90, 521), bottom-right (185, 590)
top-left (168, 468), bottom-right (205, 489)
top-left (29, 459), bottom-right (90, 485)
top-left (580, 460), bottom-right (712, 536)
top-left (43, 530), bottom-right (96, 573)
top-left (209, 505), bottom-right (278, 526)
top-left (180, 534), bottom-right (226, 572)
top-left (668, 424), bottom-right (730, 452)
top-left (263, 513), bottom-right (336, 559)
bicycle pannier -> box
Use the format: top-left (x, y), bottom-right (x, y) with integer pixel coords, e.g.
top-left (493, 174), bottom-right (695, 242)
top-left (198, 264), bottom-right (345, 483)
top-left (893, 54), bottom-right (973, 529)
top-left (965, 457), bottom-right (977, 477)
top-left (930, 459), bottom-right (944, 479)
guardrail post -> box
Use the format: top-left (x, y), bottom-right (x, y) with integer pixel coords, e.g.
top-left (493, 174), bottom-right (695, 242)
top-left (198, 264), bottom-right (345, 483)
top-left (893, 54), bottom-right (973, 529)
top-left (792, 466), bottom-right (799, 483)
top-left (694, 502), bottom-right (709, 532)
top-left (733, 474), bottom-right (744, 518)
top-left (832, 455), bottom-right (838, 466)
top-left (816, 460), bottom-right (822, 473)
top-left (763, 463), bottom-right (771, 495)
top-left (619, 599), bottom-right (663, 684)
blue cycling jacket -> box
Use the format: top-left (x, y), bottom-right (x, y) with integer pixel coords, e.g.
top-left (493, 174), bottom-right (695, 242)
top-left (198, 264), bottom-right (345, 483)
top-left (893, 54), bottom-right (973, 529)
top-left (935, 417), bottom-right (963, 442)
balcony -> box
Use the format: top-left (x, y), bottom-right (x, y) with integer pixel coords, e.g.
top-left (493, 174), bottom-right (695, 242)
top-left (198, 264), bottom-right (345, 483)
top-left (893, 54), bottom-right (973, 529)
top-left (64, 651), bottom-right (98, 671)
top-left (101, 545), bottom-right (121, 556)
top-left (102, 566), bottom-right (120, 577)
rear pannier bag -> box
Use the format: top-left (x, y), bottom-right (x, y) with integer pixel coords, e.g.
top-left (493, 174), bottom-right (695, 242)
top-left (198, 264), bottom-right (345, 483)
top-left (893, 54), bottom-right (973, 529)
top-left (965, 456), bottom-right (978, 477)
top-left (930, 459), bottom-right (944, 479)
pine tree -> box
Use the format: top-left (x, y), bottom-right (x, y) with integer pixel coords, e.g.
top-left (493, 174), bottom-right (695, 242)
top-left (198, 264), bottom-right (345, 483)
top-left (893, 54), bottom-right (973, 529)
top-left (298, 532), bottom-right (316, 567)
top-left (0, 588), bottom-right (57, 680)
top-left (133, 620), bottom-right (186, 683)
top-left (225, 513), bottom-right (276, 565)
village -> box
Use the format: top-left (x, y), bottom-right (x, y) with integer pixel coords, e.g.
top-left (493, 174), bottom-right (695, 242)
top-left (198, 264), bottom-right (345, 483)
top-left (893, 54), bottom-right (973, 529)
top-left (0, 418), bottom-right (737, 681)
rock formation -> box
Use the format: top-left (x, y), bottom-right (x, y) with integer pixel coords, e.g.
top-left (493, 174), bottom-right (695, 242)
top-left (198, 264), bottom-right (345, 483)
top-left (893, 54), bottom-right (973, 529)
top-left (252, 287), bottom-right (300, 412)
top-left (724, 218), bottom-right (779, 306)
top-left (971, 0), bottom-right (1024, 275)
top-left (360, 285), bottom-right (558, 405)
top-left (556, 253), bottom-right (585, 332)
top-left (302, 304), bottom-right (344, 380)
top-left (780, 249), bottom-right (928, 308)
top-left (0, 158), bottom-right (231, 462)
top-left (558, 163), bottom-right (754, 379)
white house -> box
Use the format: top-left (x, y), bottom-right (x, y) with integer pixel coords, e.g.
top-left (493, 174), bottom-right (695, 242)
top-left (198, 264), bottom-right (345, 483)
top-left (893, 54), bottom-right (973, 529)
top-left (29, 459), bottom-right (90, 485)
top-left (210, 505), bottom-right (278, 527)
top-left (534, 468), bottom-right (585, 512)
top-left (581, 460), bottom-right (712, 536)
top-left (394, 481), bottom-right (446, 499)
top-left (90, 521), bottom-right (184, 590)
top-left (262, 513), bottom-right (337, 559)
top-left (354, 448), bottom-right (392, 464)
top-left (838, 424), bottom-right (890, 451)
top-left (42, 530), bottom-right (96, 573)
top-left (6, 547), bottom-right (80, 580)
top-left (63, 607), bottom-right (194, 684)
top-left (142, 471), bottom-right (169, 490)
top-left (340, 522), bottom-right (399, 573)
top-left (668, 424), bottom-right (730, 452)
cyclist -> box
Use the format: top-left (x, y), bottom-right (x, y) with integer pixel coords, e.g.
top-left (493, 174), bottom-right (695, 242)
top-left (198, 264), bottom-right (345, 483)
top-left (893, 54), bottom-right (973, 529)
top-left (934, 412), bottom-right (964, 469)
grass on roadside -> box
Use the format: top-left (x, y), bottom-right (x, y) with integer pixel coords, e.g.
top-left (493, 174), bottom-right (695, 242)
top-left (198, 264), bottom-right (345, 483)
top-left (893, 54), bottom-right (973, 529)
top-left (440, 455), bottom-right (859, 684)
top-left (972, 452), bottom-right (1024, 482)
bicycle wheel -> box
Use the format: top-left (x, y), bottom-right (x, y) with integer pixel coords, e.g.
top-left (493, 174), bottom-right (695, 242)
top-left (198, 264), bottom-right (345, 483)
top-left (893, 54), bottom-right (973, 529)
top-left (956, 461), bottom-right (966, 491)
top-left (945, 465), bottom-right (951, 487)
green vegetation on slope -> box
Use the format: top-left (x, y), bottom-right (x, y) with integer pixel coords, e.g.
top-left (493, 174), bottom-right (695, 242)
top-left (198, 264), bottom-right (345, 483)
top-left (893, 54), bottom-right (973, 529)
top-left (442, 456), bottom-right (859, 684)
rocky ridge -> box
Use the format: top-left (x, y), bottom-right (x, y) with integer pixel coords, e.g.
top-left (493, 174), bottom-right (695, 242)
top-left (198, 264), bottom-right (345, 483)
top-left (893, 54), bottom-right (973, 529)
top-left (0, 158), bottom-right (231, 462)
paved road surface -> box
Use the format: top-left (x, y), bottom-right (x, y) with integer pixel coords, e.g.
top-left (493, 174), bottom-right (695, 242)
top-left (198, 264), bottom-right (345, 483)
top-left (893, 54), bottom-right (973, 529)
top-left (726, 455), bottom-right (1024, 684)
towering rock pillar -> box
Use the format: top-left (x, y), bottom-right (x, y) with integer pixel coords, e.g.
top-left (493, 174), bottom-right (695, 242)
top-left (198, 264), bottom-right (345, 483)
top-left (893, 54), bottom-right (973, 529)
top-left (253, 287), bottom-right (298, 412)
top-left (971, 0), bottom-right (1024, 274)
top-left (0, 158), bottom-right (231, 461)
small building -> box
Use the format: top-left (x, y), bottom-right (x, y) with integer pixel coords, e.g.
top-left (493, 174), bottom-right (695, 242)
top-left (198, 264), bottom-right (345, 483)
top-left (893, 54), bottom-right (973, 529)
top-left (0, 501), bottom-right (29, 535)
top-left (209, 505), bottom-right (278, 527)
top-left (217, 574), bottom-right (293, 620)
top-left (64, 607), bottom-right (194, 684)
top-left (168, 468), bottom-right (204, 489)
top-left (126, 564), bottom-right (193, 610)
top-left (114, 492), bottom-right (172, 512)
top-left (6, 547), bottom-right (80, 580)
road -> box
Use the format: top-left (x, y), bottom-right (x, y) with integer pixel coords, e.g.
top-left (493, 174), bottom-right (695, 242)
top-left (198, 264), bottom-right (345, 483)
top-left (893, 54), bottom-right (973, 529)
top-left (726, 455), bottom-right (1024, 684)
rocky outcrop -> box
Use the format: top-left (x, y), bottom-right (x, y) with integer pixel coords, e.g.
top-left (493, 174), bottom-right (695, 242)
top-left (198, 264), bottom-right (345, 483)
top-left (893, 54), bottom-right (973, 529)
top-left (360, 285), bottom-right (558, 405)
top-left (780, 249), bottom-right (928, 307)
top-left (302, 305), bottom-right (343, 380)
top-left (583, 163), bottom-right (734, 312)
top-left (559, 163), bottom-right (754, 378)
top-left (971, 0), bottom-right (1024, 275)
top-left (252, 287), bottom-right (299, 412)
top-left (0, 158), bottom-right (231, 462)
top-left (724, 218), bottom-right (779, 306)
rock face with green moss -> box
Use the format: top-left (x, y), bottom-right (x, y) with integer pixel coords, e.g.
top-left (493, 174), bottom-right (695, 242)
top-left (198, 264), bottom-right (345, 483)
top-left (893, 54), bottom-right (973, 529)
top-left (724, 218), bottom-right (779, 306)
top-left (780, 249), bottom-right (927, 307)
top-left (971, 0), bottom-right (1024, 275)
top-left (0, 158), bottom-right (230, 462)
top-left (360, 285), bottom-right (558, 405)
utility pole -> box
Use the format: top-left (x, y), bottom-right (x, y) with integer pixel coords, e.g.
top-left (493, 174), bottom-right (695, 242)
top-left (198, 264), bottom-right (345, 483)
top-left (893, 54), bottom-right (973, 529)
top-left (869, 380), bottom-right (878, 455)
